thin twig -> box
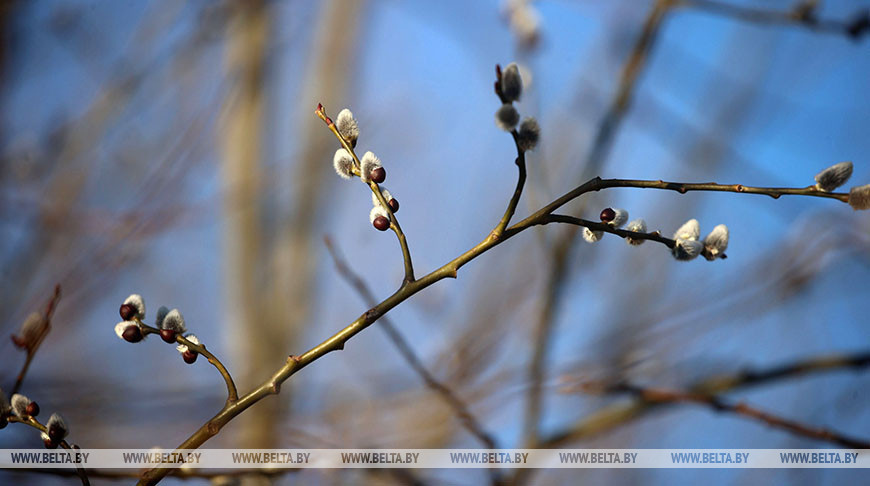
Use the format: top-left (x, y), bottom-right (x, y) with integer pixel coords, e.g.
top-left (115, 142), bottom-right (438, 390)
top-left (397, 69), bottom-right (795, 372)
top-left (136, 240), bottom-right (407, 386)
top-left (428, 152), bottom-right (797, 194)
top-left (543, 215), bottom-right (676, 248)
top-left (138, 322), bottom-right (239, 403)
top-left (6, 415), bottom-right (90, 486)
top-left (315, 105), bottom-right (416, 284)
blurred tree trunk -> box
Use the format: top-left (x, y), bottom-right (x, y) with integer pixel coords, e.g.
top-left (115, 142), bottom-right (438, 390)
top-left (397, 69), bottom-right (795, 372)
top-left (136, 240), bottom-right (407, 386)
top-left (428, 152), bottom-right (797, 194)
top-left (221, 0), bottom-right (363, 461)
top-left (219, 0), bottom-right (271, 451)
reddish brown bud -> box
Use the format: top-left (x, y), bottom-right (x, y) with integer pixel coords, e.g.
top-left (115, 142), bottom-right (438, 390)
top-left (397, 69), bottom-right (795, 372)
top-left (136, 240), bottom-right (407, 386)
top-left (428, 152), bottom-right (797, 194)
top-left (119, 303), bottom-right (137, 321)
top-left (43, 436), bottom-right (57, 449)
top-left (600, 208), bottom-right (616, 223)
top-left (25, 401), bottom-right (39, 417)
top-left (10, 335), bottom-right (26, 349)
top-left (122, 326), bottom-right (143, 343)
top-left (159, 329), bottom-right (177, 343)
top-left (373, 215), bottom-right (390, 231)
top-left (182, 350), bottom-right (198, 364)
top-left (317, 102), bottom-right (323, 112)
top-left (370, 167), bottom-right (386, 184)
top-left (388, 198), bottom-right (399, 213)
top-left (496, 64), bottom-right (502, 79)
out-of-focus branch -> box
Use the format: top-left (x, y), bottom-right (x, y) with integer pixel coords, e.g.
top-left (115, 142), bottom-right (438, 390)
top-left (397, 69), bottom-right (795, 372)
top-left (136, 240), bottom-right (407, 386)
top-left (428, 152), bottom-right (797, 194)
top-left (584, 381), bottom-right (870, 448)
top-left (542, 349), bottom-right (870, 449)
top-left (522, 0), bottom-right (677, 449)
top-left (11, 284), bottom-right (62, 394)
top-left (678, 0), bottom-right (870, 40)
top-left (323, 236), bottom-right (499, 451)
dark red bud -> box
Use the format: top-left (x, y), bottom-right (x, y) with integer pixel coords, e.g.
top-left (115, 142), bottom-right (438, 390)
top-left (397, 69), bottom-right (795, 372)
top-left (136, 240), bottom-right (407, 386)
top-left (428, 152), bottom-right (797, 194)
top-left (25, 401), bottom-right (39, 417)
top-left (182, 350), bottom-right (198, 364)
top-left (47, 424), bottom-right (64, 444)
top-left (600, 208), bottom-right (616, 223)
top-left (122, 325), bottom-right (143, 343)
top-left (370, 167), bottom-right (386, 184)
top-left (388, 198), bottom-right (399, 213)
top-left (373, 216), bottom-right (390, 231)
top-left (159, 329), bottom-right (177, 343)
top-left (43, 436), bottom-right (57, 449)
top-left (317, 102), bottom-right (323, 112)
top-left (119, 303), bottom-right (137, 321)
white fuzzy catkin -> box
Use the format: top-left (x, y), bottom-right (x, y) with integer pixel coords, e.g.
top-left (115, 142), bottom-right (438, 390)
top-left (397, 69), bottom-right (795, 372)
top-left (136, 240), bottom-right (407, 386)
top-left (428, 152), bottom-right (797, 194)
top-left (372, 188), bottom-right (394, 207)
top-left (495, 104), bottom-right (520, 131)
top-left (625, 219), bottom-right (647, 245)
top-left (47, 413), bottom-right (68, 439)
top-left (360, 151), bottom-right (382, 183)
top-left (517, 117), bottom-right (540, 151)
top-left (114, 321), bottom-right (137, 340)
top-left (370, 205), bottom-right (389, 224)
top-left (703, 224), bottom-right (729, 260)
top-left (848, 184), bottom-right (870, 210)
top-left (814, 161), bottom-right (852, 192)
top-left (609, 208), bottom-right (629, 228)
top-left (333, 149), bottom-right (355, 180)
top-left (673, 219), bottom-right (700, 241)
top-left (500, 63), bottom-right (523, 102)
top-left (582, 227), bottom-right (603, 243)
top-left (123, 294), bottom-right (146, 319)
top-left (672, 239), bottom-right (704, 261)
top-left (162, 309), bottom-right (187, 333)
top-left (10, 394), bottom-right (30, 417)
top-left (336, 109), bottom-right (359, 144)
top-left (176, 334), bottom-right (200, 354)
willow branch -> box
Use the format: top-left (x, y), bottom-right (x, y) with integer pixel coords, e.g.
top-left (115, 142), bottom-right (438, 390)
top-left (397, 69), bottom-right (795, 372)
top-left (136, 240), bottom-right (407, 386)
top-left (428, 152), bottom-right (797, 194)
top-left (7, 415), bottom-right (89, 486)
top-left (315, 105), bottom-right (416, 284)
top-left (139, 171), bottom-right (856, 484)
top-left (323, 236), bottom-right (499, 451)
top-left (678, 0), bottom-right (870, 39)
top-left (138, 322), bottom-right (238, 403)
top-left (594, 382), bottom-right (870, 448)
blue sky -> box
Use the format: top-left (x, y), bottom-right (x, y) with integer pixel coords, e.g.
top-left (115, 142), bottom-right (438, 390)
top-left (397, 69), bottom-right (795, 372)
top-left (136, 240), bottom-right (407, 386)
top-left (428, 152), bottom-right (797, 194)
top-left (2, 0), bottom-right (870, 484)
